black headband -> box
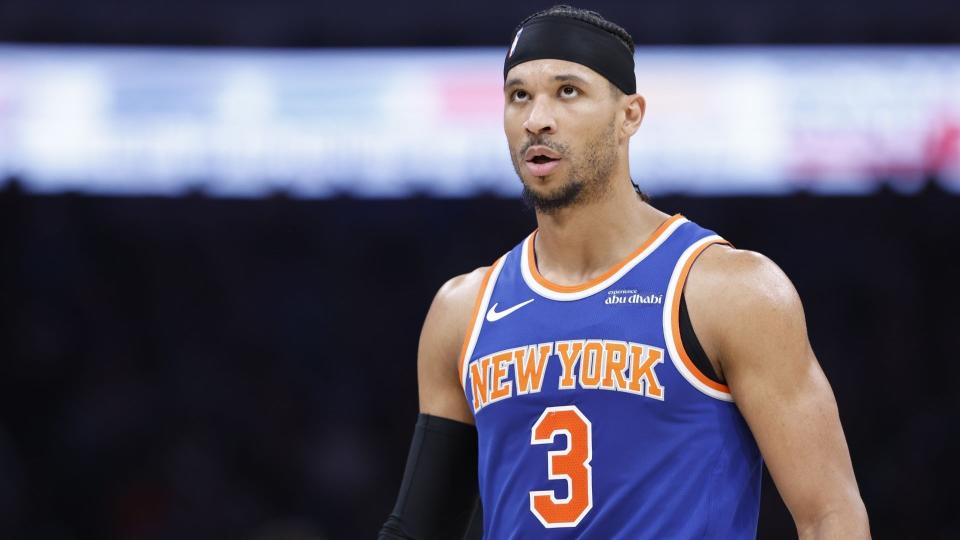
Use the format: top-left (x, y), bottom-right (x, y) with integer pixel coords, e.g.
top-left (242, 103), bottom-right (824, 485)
top-left (503, 15), bottom-right (636, 95)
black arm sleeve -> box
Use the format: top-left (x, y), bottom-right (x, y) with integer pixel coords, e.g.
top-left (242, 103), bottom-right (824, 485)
top-left (378, 414), bottom-right (482, 540)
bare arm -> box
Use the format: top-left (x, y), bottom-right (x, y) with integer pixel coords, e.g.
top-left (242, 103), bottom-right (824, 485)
top-left (417, 267), bottom-right (489, 424)
top-left (379, 268), bottom-right (488, 540)
top-left (686, 246), bottom-right (870, 539)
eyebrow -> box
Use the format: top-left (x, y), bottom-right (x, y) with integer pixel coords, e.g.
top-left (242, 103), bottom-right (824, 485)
top-left (553, 74), bottom-right (589, 85)
top-left (504, 73), bottom-right (591, 90)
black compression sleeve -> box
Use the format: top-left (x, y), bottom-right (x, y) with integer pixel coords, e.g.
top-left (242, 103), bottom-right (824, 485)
top-left (378, 414), bottom-right (481, 540)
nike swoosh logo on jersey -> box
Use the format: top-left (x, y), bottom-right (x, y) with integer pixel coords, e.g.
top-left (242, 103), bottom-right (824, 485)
top-left (485, 299), bottom-right (535, 322)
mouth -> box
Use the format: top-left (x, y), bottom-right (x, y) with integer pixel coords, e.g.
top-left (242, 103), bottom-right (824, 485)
top-left (523, 146), bottom-right (563, 177)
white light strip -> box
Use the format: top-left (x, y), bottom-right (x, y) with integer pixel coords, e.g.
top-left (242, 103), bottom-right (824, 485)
top-left (1, 45), bottom-right (958, 196)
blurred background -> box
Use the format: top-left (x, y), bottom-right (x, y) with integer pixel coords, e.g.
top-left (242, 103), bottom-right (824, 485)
top-left (1, 0), bottom-right (958, 538)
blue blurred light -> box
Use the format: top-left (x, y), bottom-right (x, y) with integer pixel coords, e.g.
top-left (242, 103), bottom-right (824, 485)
top-left (0, 44), bottom-right (957, 196)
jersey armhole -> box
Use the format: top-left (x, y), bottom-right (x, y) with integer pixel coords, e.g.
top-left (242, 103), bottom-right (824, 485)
top-left (663, 235), bottom-right (733, 401)
top-left (678, 288), bottom-right (725, 386)
top-left (458, 256), bottom-right (507, 390)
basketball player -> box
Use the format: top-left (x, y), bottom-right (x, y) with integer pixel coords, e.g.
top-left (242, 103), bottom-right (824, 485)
top-left (380, 5), bottom-right (869, 539)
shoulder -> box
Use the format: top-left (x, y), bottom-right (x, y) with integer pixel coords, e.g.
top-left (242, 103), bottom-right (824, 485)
top-left (684, 244), bottom-right (807, 366)
top-left (417, 266), bottom-right (491, 421)
top-left (688, 244), bottom-right (799, 307)
top-left (419, 266), bottom-right (492, 367)
top-left (430, 266), bottom-right (491, 328)
top-left (688, 244), bottom-right (800, 306)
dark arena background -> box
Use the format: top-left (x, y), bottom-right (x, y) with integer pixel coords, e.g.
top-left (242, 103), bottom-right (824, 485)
top-left (1, 1), bottom-right (959, 539)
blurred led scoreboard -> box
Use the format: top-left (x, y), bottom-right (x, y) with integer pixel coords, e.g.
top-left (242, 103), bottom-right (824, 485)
top-left (0, 45), bottom-right (958, 196)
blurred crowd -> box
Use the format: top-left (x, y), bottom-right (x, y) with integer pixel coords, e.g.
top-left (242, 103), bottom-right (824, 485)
top-left (1, 180), bottom-right (957, 538)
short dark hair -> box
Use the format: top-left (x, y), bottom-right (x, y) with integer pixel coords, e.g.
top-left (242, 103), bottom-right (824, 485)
top-left (515, 5), bottom-right (650, 203)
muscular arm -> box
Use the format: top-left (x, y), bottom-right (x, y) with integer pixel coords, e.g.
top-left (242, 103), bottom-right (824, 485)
top-left (379, 268), bottom-right (488, 540)
top-left (418, 268), bottom-right (489, 424)
top-left (686, 246), bottom-right (870, 539)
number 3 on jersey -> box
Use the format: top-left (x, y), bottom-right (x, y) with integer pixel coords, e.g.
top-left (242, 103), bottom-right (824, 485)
top-left (529, 405), bottom-right (594, 527)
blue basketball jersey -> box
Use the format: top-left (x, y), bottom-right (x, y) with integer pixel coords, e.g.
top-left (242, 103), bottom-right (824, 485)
top-left (459, 214), bottom-right (762, 539)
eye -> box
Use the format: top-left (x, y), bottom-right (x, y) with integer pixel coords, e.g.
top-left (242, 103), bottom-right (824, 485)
top-left (511, 89), bottom-right (530, 102)
top-left (559, 85), bottom-right (579, 98)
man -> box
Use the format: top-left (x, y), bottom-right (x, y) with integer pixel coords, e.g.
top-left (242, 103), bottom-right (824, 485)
top-left (380, 5), bottom-right (869, 539)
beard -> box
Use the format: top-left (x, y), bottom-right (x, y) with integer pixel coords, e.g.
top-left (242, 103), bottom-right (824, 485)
top-left (521, 178), bottom-right (585, 214)
top-left (513, 121), bottom-right (619, 215)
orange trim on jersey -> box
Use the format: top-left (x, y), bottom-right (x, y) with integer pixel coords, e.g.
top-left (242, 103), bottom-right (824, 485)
top-left (672, 239), bottom-right (732, 394)
top-left (526, 214), bottom-right (684, 293)
top-left (457, 259), bottom-right (501, 385)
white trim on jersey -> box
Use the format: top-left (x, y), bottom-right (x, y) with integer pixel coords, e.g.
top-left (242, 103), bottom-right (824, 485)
top-left (460, 255), bottom-right (507, 390)
top-left (520, 216), bottom-right (689, 301)
top-left (662, 235), bottom-right (735, 402)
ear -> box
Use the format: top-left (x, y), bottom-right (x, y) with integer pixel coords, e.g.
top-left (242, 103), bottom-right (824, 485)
top-left (620, 94), bottom-right (646, 139)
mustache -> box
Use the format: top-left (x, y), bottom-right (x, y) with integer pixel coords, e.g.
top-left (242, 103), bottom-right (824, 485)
top-left (519, 137), bottom-right (567, 159)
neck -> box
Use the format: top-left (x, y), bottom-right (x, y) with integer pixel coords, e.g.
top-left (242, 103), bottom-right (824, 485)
top-left (533, 173), bottom-right (670, 287)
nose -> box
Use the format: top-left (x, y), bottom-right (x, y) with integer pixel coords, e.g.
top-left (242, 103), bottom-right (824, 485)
top-left (523, 96), bottom-right (557, 135)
